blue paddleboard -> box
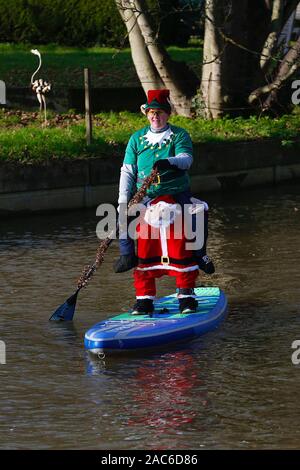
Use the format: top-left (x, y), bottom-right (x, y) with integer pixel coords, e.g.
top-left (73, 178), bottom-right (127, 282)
top-left (84, 287), bottom-right (228, 354)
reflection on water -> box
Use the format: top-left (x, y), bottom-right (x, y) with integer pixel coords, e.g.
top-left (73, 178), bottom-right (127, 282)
top-left (0, 183), bottom-right (300, 449)
top-left (87, 349), bottom-right (208, 450)
top-left (121, 351), bottom-right (204, 449)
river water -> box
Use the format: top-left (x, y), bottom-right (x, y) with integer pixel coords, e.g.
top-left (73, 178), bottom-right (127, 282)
top-left (0, 183), bottom-right (300, 450)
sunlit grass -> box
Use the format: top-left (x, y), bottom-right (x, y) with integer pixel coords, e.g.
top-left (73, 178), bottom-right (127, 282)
top-left (1, 109), bottom-right (300, 163)
top-left (0, 43), bottom-right (201, 88)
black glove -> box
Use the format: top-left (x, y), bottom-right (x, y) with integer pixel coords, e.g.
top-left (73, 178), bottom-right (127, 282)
top-left (153, 159), bottom-right (173, 172)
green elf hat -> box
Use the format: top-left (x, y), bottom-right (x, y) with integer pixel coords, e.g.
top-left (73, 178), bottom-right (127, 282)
top-left (140, 89), bottom-right (172, 115)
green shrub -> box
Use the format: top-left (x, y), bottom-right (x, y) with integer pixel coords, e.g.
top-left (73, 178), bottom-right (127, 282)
top-left (0, 0), bottom-right (198, 47)
top-left (0, 0), bottom-right (126, 47)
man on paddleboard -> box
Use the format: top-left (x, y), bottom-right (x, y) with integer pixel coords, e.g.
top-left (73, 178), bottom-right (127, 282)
top-left (114, 89), bottom-right (214, 315)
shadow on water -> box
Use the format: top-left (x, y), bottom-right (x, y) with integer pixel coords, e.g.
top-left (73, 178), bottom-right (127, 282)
top-left (48, 322), bottom-right (80, 347)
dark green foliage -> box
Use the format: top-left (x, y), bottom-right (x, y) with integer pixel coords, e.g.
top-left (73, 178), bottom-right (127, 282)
top-left (147, 0), bottom-right (203, 46)
top-left (0, 0), bottom-right (126, 47)
top-left (0, 0), bottom-right (201, 47)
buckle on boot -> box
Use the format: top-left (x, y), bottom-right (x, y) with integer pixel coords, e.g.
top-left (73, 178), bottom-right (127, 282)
top-left (161, 256), bottom-right (170, 265)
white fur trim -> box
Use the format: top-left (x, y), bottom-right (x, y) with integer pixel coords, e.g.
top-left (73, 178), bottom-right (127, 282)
top-left (136, 265), bottom-right (199, 272)
top-left (144, 201), bottom-right (180, 228)
top-left (143, 127), bottom-right (173, 146)
top-left (160, 225), bottom-right (168, 258)
top-left (136, 295), bottom-right (156, 300)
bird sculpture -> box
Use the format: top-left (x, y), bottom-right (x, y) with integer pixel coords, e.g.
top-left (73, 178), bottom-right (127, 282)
top-left (30, 49), bottom-right (51, 124)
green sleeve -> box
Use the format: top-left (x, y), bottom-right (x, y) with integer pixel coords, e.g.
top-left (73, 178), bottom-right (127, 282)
top-left (174, 130), bottom-right (193, 155)
top-left (124, 135), bottom-right (138, 164)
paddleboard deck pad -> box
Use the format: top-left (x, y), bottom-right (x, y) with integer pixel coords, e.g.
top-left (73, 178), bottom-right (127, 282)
top-left (84, 287), bottom-right (227, 354)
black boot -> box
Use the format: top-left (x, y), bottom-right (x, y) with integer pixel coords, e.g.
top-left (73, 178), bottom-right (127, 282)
top-left (131, 299), bottom-right (154, 316)
top-left (179, 296), bottom-right (198, 314)
top-left (178, 288), bottom-right (198, 314)
top-left (114, 254), bottom-right (138, 273)
top-left (197, 254), bottom-right (215, 275)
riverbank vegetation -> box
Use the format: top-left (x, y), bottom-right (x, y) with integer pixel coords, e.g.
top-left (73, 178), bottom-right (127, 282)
top-left (2, 2), bottom-right (300, 119)
top-left (0, 0), bottom-right (195, 48)
top-left (0, 43), bottom-right (201, 88)
top-left (1, 108), bottom-right (300, 163)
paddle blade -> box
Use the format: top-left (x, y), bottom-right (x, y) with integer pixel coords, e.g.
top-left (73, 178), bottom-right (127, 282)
top-left (49, 290), bottom-right (79, 321)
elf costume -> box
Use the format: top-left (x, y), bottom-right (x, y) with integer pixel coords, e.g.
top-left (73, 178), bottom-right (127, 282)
top-left (114, 89), bottom-right (214, 314)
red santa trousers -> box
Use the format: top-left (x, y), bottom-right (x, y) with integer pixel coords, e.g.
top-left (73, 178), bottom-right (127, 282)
top-left (134, 268), bottom-right (198, 299)
top-left (133, 195), bottom-right (199, 299)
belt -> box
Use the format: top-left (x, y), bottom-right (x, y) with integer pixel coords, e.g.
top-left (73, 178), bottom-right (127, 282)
top-left (138, 256), bottom-right (196, 266)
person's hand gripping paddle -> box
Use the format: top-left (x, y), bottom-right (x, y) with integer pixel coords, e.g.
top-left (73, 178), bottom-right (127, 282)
top-left (49, 169), bottom-right (158, 321)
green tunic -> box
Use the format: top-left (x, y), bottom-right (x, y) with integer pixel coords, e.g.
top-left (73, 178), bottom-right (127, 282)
top-left (123, 124), bottom-right (192, 198)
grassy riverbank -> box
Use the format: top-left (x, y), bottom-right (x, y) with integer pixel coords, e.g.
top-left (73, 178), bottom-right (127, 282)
top-left (1, 109), bottom-right (300, 163)
top-left (0, 43), bottom-right (201, 88)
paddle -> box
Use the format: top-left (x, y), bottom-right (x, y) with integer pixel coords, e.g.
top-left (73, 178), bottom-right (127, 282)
top-left (49, 169), bottom-right (158, 321)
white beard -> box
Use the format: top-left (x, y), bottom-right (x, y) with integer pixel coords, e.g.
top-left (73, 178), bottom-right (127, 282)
top-left (144, 201), bottom-right (181, 228)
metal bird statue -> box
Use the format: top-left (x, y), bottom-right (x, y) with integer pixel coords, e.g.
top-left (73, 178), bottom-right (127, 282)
top-left (30, 49), bottom-right (51, 124)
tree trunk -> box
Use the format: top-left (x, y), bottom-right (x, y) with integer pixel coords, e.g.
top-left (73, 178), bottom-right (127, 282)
top-left (132, 0), bottom-right (198, 116)
top-left (201, 0), bottom-right (275, 117)
top-left (222, 0), bottom-right (271, 115)
top-left (116, 0), bottom-right (199, 116)
top-left (117, 0), bottom-right (300, 118)
top-left (115, 1), bottom-right (163, 95)
top-left (282, 0), bottom-right (300, 26)
top-left (200, 0), bottom-right (224, 119)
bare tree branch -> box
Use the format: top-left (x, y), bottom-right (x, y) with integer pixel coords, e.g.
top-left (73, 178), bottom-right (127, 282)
top-left (260, 0), bottom-right (284, 72)
top-left (248, 34), bottom-right (300, 106)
